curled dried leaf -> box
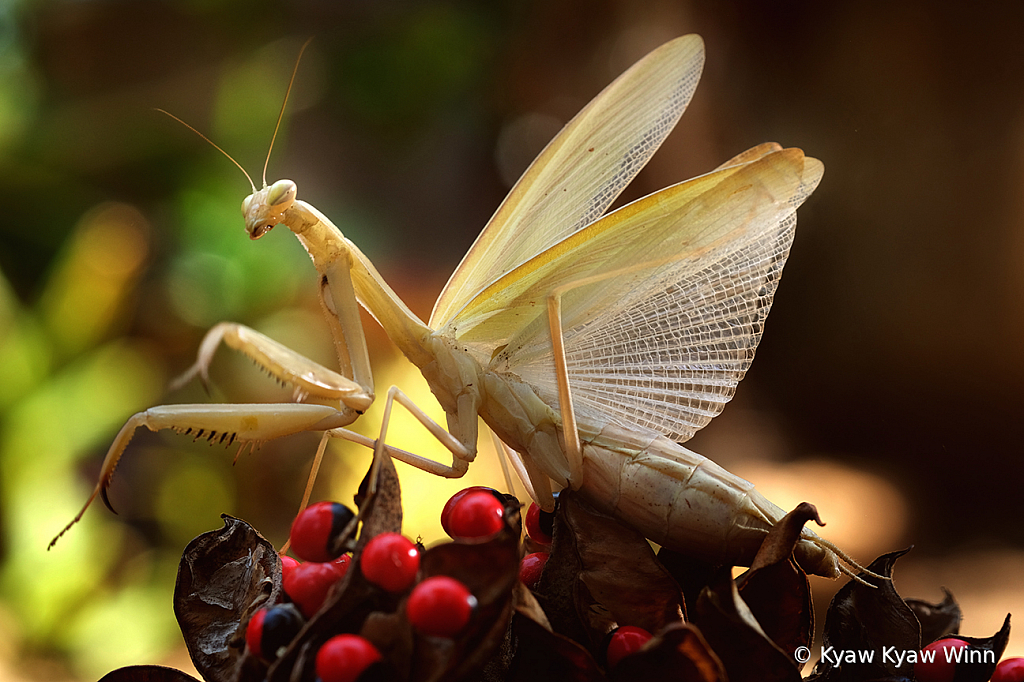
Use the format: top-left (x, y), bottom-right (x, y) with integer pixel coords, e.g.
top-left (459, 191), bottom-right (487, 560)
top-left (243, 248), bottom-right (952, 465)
top-left (906, 588), bottom-right (961, 645)
top-left (507, 609), bottom-right (603, 682)
top-left (928, 613), bottom-right (1011, 682)
top-left (748, 502), bottom-right (823, 573)
top-left (173, 515), bottom-right (281, 682)
top-left (808, 548), bottom-right (919, 682)
top-left (535, 491), bottom-right (684, 655)
top-left (352, 446), bottom-right (404, 547)
top-left (609, 622), bottom-right (726, 682)
top-left (692, 569), bottom-right (801, 682)
top-left (513, 581), bottom-right (551, 631)
top-left (735, 504), bottom-right (815, 665)
top-left (99, 665), bottom-right (202, 682)
top-left (532, 495), bottom-right (589, 648)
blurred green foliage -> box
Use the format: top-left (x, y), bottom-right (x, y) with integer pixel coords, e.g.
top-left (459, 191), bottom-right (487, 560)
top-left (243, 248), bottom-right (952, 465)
top-left (0, 2), bottom-right (508, 679)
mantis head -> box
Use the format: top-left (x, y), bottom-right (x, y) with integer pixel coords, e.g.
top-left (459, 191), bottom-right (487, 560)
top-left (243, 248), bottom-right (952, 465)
top-left (242, 179), bottom-right (297, 239)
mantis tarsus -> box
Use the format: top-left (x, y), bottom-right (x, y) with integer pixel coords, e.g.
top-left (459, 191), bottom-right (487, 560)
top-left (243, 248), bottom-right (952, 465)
top-left (51, 34), bottom-right (871, 580)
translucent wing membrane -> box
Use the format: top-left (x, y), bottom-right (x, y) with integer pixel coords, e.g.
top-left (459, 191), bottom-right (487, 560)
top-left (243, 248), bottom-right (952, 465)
top-left (552, 215), bottom-right (793, 441)
top-left (430, 34), bottom-right (705, 329)
top-left (444, 148), bottom-right (823, 443)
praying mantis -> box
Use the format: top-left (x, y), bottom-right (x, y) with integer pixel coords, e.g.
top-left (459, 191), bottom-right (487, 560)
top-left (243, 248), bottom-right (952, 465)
top-left (50, 34), bottom-right (868, 579)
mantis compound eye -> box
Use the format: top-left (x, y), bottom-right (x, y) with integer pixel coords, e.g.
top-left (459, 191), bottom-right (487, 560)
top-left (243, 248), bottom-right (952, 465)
top-left (268, 179), bottom-right (297, 211)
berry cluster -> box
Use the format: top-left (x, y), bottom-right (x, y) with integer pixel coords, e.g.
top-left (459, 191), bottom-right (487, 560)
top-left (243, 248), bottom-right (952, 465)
top-left (149, 472), bottom-right (1024, 682)
top-left (243, 490), bottom-right (505, 680)
top-left (241, 486), bottom-right (663, 678)
top-left (283, 501), bottom-right (355, 618)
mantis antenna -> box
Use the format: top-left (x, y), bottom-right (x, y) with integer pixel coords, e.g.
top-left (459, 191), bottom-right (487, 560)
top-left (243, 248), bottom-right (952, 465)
top-left (154, 36), bottom-right (315, 193)
top-left (153, 108), bottom-right (257, 193)
top-left (263, 37), bottom-right (313, 187)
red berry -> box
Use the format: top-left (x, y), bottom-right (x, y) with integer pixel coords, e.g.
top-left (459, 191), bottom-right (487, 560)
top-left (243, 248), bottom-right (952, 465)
top-left (316, 634), bottom-right (382, 682)
top-left (446, 490), bottom-right (504, 539)
top-left (525, 502), bottom-right (553, 545)
top-left (245, 603), bottom-right (304, 662)
top-left (994, 658), bottom-right (1024, 682)
top-left (916, 638), bottom-right (969, 682)
top-left (289, 501), bottom-right (356, 563)
top-left (283, 560), bottom-right (348, 618)
top-left (518, 552), bottom-right (548, 589)
top-left (606, 625), bottom-right (653, 668)
top-left (406, 576), bottom-right (477, 637)
top-left (440, 486), bottom-right (501, 536)
top-left (280, 555), bottom-right (300, 580)
top-left (245, 609), bottom-right (269, 660)
top-left (360, 533), bottom-right (419, 592)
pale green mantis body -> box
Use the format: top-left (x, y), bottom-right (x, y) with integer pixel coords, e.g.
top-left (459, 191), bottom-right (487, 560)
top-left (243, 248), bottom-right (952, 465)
top-left (51, 35), bottom-right (866, 579)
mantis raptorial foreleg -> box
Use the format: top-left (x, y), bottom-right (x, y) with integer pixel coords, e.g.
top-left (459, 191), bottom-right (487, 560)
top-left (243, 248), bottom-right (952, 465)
top-left (48, 402), bottom-right (356, 548)
top-left (170, 322), bottom-right (372, 405)
top-left (49, 235), bottom-right (378, 548)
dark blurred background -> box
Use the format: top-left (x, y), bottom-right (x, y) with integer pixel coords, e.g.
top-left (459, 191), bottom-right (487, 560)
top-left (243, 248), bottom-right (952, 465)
top-left (1, 0), bottom-right (1022, 678)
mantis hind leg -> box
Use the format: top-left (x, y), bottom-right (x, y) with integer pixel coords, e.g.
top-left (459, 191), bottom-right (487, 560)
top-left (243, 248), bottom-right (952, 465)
top-left (545, 292), bottom-right (584, 488)
top-left (488, 428), bottom-right (524, 500)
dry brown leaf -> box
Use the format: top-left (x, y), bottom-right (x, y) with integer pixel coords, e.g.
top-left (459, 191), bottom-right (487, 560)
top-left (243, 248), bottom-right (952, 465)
top-left (807, 548), bottom-right (918, 682)
top-left (906, 588), bottom-right (961, 645)
top-left (609, 623), bottom-right (726, 682)
top-left (534, 491), bottom-right (684, 656)
top-left (99, 665), bottom-right (203, 682)
top-left (173, 515), bottom-right (281, 682)
top-left (507, 609), bottom-right (604, 682)
top-left (691, 569), bottom-right (801, 682)
top-left (735, 503), bottom-right (815, 666)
